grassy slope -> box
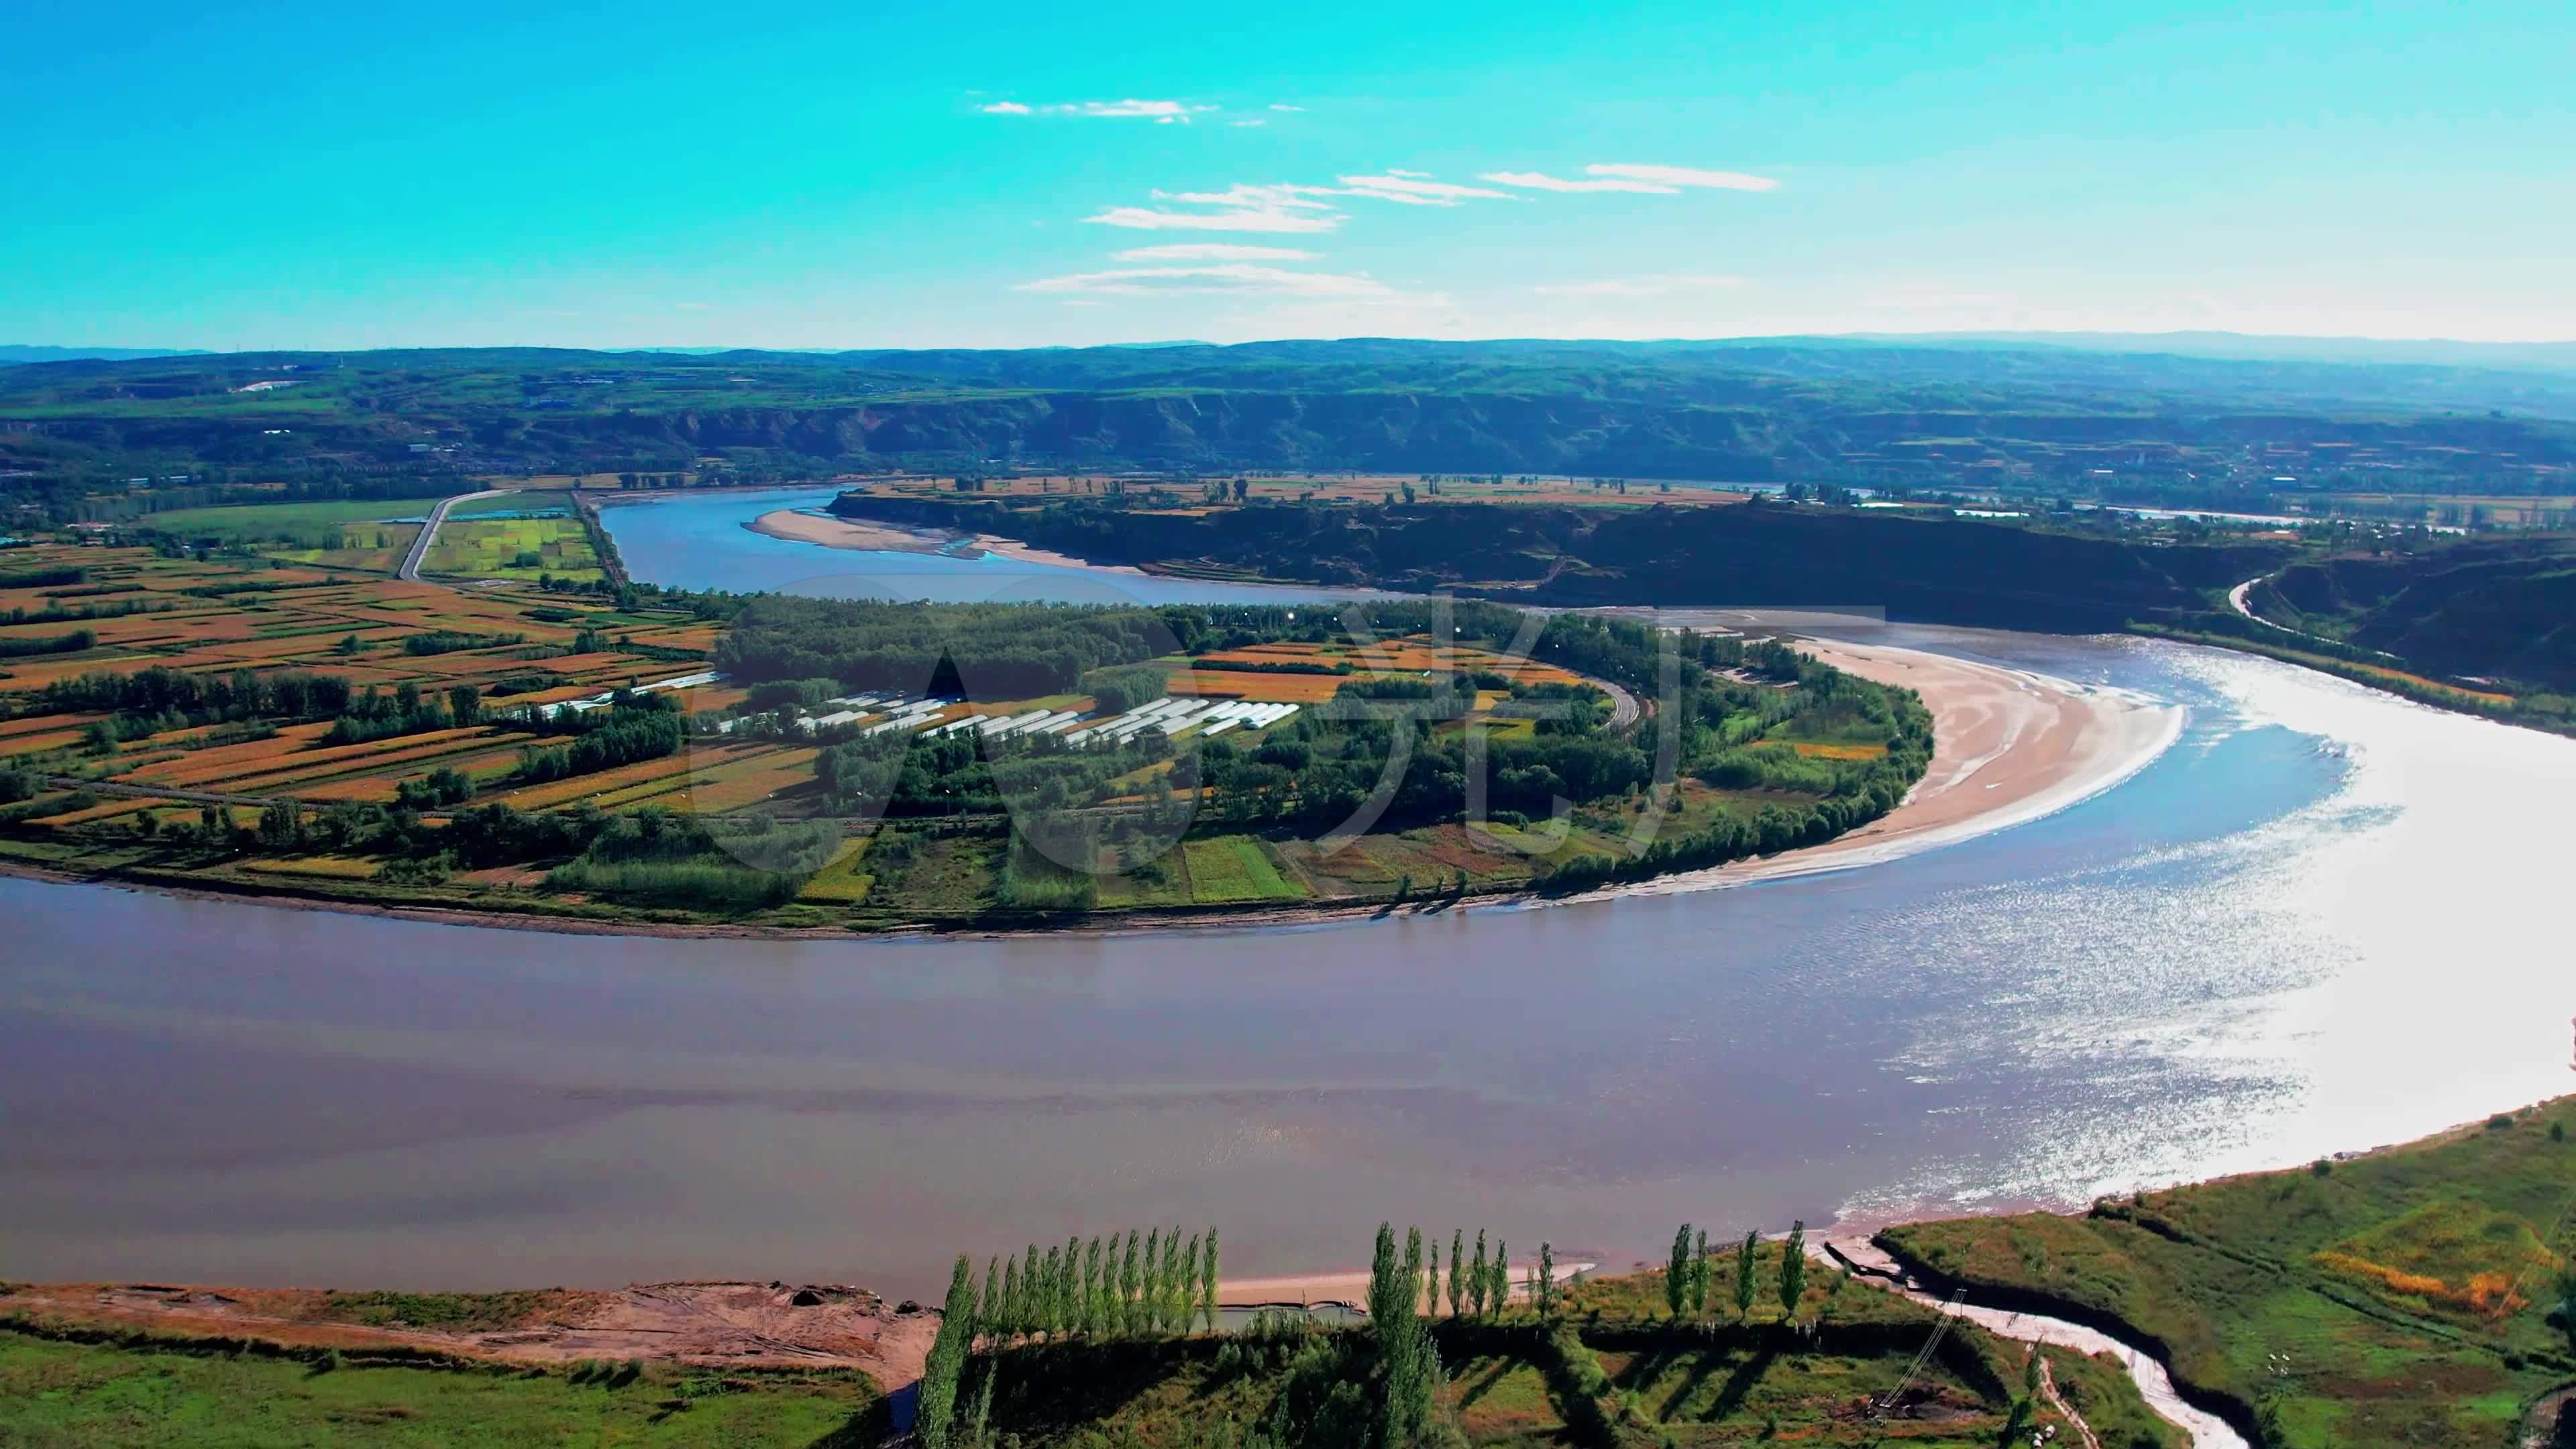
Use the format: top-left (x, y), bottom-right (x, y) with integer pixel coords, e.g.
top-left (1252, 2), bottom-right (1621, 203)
top-left (1879, 1101), bottom-right (2576, 1448)
top-left (0, 1328), bottom-right (883, 1448)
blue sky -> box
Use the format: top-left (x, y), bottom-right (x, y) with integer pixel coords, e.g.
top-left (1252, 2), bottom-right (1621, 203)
top-left (6, 0), bottom-right (2571, 349)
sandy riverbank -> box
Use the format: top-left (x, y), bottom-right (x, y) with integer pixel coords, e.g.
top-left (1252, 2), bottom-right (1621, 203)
top-left (1556, 637), bottom-right (2183, 906)
top-left (749, 506), bottom-right (1145, 574)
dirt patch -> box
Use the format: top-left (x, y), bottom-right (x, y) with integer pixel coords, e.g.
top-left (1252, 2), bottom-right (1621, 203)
top-left (0, 1279), bottom-right (940, 1389)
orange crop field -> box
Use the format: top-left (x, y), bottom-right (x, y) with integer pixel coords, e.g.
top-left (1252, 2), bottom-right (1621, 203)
top-left (494, 753), bottom-right (704, 811)
top-left (0, 728), bottom-right (96, 757)
top-left (661, 751), bottom-right (818, 812)
top-left (1162, 669), bottom-right (1351, 704)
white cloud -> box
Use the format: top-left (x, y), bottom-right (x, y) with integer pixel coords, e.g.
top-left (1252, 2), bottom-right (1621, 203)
top-left (983, 98), bottom-right (1220, 121)
top-left (1481, 170), bottom-right (1678, 195)
top-left (1532, 274), bottom-right (1746, 298)
top-left (1155, 183), bottom-right (1339, 211)
top-left (1269, 103), bottom-right (1304, 112)
top-left (1062, 99), bottom-right (1216, 121)
top-left (1481, 164), bottom-right (1781, 195)
top-left (1017, 264), bottom-right (1395, 299)
top-left (1385, 168), bottom-right (1429, 178)
top-left (1228, 118), bottom-right (1267, 127)
top-left (1114, 244), bottom-right (1323, 262)
top-left (1083, 204), bottom-right (1342, 233)
top-left (1334, 174), bottom-right (1512, 205)
top-left (1586, 163), bottom-right (1778, 192)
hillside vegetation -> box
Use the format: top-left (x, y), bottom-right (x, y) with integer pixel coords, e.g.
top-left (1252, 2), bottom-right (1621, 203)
top-left (1878, 1100), bottom-right (2576, 1448)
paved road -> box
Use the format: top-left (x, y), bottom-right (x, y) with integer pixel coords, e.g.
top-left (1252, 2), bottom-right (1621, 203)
top-left (398, 489), bottom-right (513, 582)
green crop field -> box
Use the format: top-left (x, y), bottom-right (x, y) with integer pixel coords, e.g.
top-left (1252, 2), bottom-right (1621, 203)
top-left (1181, 835), bottom-right (1302, 904)
top-left (136, 497), bottom-right (456, 543)
top-left (421, 517), bottom-right (604, 582)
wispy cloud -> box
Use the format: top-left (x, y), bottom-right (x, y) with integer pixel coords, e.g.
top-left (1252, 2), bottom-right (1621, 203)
top-left (1532, 274), bottom-right (1746, 298)
top-left (1333, 173), bottom-right (1511, 205)
top-left (1587, 164), bottom-right (1778, 192)
top-left (1482, 164), bottom-right (1780, 195)
top-left (985, 98), bottom-right (1221, 123)
top-left (1481, 170), bottom-right (1678, 194)
top-left (1268, 103), bottom-right (1304, 113)
top-left (1085, 205), bottom-right (1341, 233)
top-left (1114, 244), bottom-right (1323, 262)
top-left (1228, 119), bottom-right (1267, 127)
top-left (1018, 264), bottom-right (1394, 299)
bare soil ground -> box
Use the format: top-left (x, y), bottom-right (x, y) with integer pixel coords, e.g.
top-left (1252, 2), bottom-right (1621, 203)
top-left (0, 1280), bottom-right (941, 1388)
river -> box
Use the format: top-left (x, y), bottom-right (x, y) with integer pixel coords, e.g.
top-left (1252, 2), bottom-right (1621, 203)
top-left (3, 490), bottom-right (2572, 1299)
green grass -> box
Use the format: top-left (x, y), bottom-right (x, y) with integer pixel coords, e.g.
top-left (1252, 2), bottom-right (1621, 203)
top-left (1181, 836), bottom-right (1303, 905)
top-left (1880, 1102), bottom-right (2576, 1449)
top-left (421, 517), bottom-right (604, 583)
top-left (138, 498), bottom-right (458, 541)
top-left (0, 1329), bottom-right (882, 1447)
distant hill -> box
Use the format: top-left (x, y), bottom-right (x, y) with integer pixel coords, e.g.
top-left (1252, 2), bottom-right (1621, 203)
top-left (0, 345), bottom-right (209, 366)
top-left (1877, 331), bottom-right (2576, 372)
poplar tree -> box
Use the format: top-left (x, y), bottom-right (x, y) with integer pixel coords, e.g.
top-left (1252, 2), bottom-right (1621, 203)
top-left (1490, 1241), bottom-right (1509, 1318)
top-left (980, 1256), bottom-right (1002, 1342)
top-left (1469, 1232), bottom-right (1489, 1317)
top-left (1201, 1227), bottom-right (1220, 1332)
top-left (1180, 1234), bottom-right (1202, 1333)
top-left (918, 1254), bottom-right (977, 1448)
top-left (1142, 1228), bottom-right (1161, 1330)
top-left (1778, 1221), bottom-right (1807, 1322)
top-left (999, 1256), bottom-right (1020, 1342)
top-left (1367, 1223), bottom-right (1403, 1328)
top-left (1040, 1247), bottom-right (1062, 1334)
top-left (1734, 1231), bottom-right (1759, 1320)
top-left (1538, 1242), bottom-right (1556, 1320)
top-left (1024, 1245), bottom-right (1043, 1335)
top-left (1120, 1230), bottom-right (1142, 1334)
top-left (1065, 1236), bottom-right (1083, 1332)
top-left (1426, 1239), bottom-right (1440, 1316)
top-left (1448, 1230), bottom-right (1465, 1317)
top-left (1691, 1228), bottom-right (1710, 1314)
top-left (1666, 1224), bottom-right (1695, 1318)
top-left (1081, 1237), bottom-right (1103, 1335)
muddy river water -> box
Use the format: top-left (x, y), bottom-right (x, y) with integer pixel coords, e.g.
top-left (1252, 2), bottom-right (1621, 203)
top-left (3, 492), bottom-right (2572, 1299)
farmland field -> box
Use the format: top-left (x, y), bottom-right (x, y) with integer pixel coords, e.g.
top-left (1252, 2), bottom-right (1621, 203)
top-left (421, 515), bottom-right (605, 582)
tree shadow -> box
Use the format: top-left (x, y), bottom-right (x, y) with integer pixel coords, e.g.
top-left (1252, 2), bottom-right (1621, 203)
top-left (1699, 1340), bottom-right (1777, 1423)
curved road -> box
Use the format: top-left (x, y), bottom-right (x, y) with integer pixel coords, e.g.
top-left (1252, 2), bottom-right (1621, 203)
top-left (397, 489), bottom-right (514, 582)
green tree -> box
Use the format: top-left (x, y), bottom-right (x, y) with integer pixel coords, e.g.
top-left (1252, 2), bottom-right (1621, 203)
top-left (979, 1256), bottom-right (1002, 1340)
top-left (1666, 1224), bottom-right (1694, 1318)
top-left (1691, 1228), bottom-right (1710, 1314)
top-left (1142, 1228), bottom-right (1161, 1330)
top-left (1490, 1241), bottom-right (1509, 1318)
top-left (999, 1255), bottom-right (1020, 1341)
top-left (1538, 1242), bottom-right (1556, 1321)
top-left (1448, 1230), bottom-right (1465, 1317)
top-left (1120, 1230), bottom-right (1142, 1334)
top-left (1778, 1222), bottom-right (1807, 1321)
top-left (1425, 1238), bottom-right (1440, 1316)
top-left (1040, 1247), bottom-right (1062, 1334)
top-left (1734, 1232), bottom-right (1758, 1320)
top-left (1201, 1226), bottom-right (1221, 1332)
top-left (1469, 1232), bottom-right (1489, 1317)
top-left (1368, 1223), bottom-right (1403, 1326)
top-left (1065, 1236), bottom-right (1083, 1332)
top-left (1161, 1226), bottom-right (1185, 1333)
top-left (1179, 1233), bottom-right (1202, 1333)
top-left (1081, 1236), bottom-right (1103, 1335)
top-left (918, 1254), bottom-right (977, 1448)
